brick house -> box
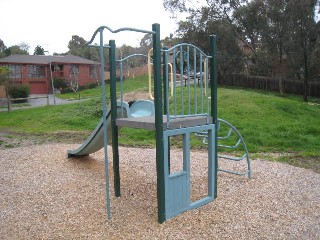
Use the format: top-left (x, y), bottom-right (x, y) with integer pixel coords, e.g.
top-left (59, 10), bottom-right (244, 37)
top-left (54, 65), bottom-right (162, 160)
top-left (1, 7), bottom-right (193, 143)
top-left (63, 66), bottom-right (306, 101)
top-left (0, 54), bottom-right (100, 95)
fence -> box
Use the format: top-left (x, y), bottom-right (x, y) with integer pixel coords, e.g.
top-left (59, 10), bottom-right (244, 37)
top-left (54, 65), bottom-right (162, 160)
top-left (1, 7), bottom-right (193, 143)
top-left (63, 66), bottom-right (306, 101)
top-left (220, 74), bottom-right (320, 98)
top-left (0, 95), bottom-right (49, 112)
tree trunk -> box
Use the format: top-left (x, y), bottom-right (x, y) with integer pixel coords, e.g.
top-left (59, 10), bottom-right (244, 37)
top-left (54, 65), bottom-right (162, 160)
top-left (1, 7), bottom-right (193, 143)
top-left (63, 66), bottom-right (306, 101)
top-left (303, 52), bottom-right (309, 102)
top-left (5, 85), bottom-right (10, 112)
top-left (279, 77), bottom-right (284, 96)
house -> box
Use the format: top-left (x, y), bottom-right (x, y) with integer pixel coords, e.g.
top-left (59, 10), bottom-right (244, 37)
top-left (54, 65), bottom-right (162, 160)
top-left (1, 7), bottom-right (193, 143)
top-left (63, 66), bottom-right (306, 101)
top-left (0, 54), bottom-right (100, 95)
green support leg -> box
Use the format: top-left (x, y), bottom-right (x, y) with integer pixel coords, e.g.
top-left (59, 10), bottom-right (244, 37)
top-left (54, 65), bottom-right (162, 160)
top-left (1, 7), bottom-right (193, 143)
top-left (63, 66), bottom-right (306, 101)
top-left (152, 23), bottom-right (166, 223)
top-left (109, 40), bottom-right (121, 197)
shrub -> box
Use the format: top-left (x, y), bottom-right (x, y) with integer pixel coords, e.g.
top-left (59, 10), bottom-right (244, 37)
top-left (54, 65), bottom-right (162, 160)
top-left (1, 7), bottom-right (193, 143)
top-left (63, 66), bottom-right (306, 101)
top-left (53, 78), bottom-right (68, 90)
top-left (8, 85), bottom-right (30, 103)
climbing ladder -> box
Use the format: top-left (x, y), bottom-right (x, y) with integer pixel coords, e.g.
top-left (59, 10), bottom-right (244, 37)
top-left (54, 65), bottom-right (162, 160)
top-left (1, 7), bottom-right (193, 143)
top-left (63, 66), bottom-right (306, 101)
top-left (195, 118), bottom-right (251, 178)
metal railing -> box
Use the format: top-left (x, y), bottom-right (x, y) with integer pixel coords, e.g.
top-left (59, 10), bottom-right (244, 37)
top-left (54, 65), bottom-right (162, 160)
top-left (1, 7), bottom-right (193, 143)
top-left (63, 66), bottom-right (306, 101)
top-left (195, 118), bottom-right (251, 178)
top-left (161, 43), bottom-right (212, 129)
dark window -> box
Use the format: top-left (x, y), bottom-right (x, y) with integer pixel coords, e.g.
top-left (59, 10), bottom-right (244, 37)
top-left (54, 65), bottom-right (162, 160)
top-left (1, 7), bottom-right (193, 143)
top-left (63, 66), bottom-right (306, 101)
top-left (2, 64), bottom-right (22, 78)
top-left (89, 65), bottom-right (98, 78)
top-left (28, 65), bottom-right (45, 78)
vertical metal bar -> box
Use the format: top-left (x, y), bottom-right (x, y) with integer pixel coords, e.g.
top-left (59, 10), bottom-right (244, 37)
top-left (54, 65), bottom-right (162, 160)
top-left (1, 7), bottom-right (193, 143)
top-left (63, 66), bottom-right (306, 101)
top-left (109, 40), bottom-right (121, 198)
top-left (183, 132), bottom-right (191, 205)
top-left (163, 50), bottom-right (171, 174)
top-left (180, 46), bottom-right (184, 115)
top-left (173, 48), bottom-right (177, 116)
top-left (200, 54), bottom-right (203, 113)
top-left (163, 47), bottom-right (168, 115)
top-left (187, 46), bottom-right (191, 115)
top-left (99, 29), bottom-right (111, 220)
top-left (153, 23), bottom-right (166, 224)
top-left (193, 48), bottom-right (197, 114)
top-left (119, 61), bottom-right (124, 117)
top-left (210, 35), bottom-right (218, 198)
top-left (206, 58), bottom-right (209, 118)
top-left (207, 128), bottom-right (214, 197)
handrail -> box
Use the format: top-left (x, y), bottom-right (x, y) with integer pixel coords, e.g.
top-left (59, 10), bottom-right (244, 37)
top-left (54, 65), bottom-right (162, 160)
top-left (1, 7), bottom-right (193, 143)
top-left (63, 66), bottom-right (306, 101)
top-left (195, 118), bottom-right (251, 178)
top-left (87, 26), bottom-right (155, 45)
top-left (148, 48), bottom-right (174, 100)
top-left (162, 43), bottom-right (212, 129)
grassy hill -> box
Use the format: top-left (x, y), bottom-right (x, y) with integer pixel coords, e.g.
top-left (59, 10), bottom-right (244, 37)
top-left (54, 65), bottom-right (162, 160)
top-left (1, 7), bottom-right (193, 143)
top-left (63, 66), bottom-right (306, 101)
top-left (0, 76), bottom-right (319, 172)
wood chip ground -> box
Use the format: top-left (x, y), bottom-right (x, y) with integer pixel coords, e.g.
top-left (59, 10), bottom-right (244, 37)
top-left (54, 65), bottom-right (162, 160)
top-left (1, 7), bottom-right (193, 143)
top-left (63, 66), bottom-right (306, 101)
top-left (1, 144), bottom-right (319, 239)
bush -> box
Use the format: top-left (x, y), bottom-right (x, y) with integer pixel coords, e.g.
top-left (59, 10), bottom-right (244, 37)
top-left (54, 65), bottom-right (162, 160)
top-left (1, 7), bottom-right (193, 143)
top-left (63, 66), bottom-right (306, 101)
top-left (8, 85), bottom-right (30, 103)
top-left (53, 78), bottom-right (68, 90)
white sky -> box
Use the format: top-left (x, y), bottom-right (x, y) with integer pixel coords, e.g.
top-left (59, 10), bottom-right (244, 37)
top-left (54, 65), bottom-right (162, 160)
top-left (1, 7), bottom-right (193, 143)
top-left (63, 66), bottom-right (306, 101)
top-left (0, 0), bottom-right (179, 54)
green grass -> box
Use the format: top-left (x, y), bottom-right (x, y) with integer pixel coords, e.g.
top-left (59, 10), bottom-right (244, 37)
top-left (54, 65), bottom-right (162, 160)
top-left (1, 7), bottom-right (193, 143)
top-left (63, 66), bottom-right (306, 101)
top-left (217, 87), bottom-right (320, 157)
top-left (59, 75), bottom-right (150, 100)
top-left (0, 76), bottom-right (319, 171)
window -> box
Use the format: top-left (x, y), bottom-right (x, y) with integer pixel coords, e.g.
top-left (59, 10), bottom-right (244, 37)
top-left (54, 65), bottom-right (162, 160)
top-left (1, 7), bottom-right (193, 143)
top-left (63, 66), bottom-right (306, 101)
top-left (28, 65), bottom-right (45, 78)
top-left (69, 65), bottom-right (79, 77)
top-left (1, 64), bottom-right (22, 78)
top-left (89, 65), bottom-right (98, 78)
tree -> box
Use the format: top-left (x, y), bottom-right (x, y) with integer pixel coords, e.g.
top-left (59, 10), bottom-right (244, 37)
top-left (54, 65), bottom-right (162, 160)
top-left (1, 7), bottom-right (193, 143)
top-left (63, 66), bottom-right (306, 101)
top-left (0, 38), bottom-right (6, 58)
top-left (34, 45), bottom-right (45, 55)
top-left (68, 35), bottom-right (100, 62)
top-left (170, 4), bottom-right (244, 77)
top-left (68, 65), bottom-right (79, 92)
top-left (285, 0), bottom-right (320, 101)
top-left (0, 66), bottom-right (10, 109)
top-left (164, 0), bottom-right (320, 101)
top-left (4, 45), bottom-right (29, 56)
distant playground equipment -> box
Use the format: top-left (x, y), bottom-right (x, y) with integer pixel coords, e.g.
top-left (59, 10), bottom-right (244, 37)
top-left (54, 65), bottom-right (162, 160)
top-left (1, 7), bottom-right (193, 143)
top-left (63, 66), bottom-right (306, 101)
top-left (148, 48), bottom-right (173, 100)
top-left (67, 23), bottom-right (250, 224)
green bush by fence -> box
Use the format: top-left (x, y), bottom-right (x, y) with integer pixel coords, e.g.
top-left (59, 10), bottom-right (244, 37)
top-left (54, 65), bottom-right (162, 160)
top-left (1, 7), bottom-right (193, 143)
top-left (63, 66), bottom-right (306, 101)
top-left (8, 85), bottom-right (30, 102)
top-left (220, 74), bottom-right (320, 98)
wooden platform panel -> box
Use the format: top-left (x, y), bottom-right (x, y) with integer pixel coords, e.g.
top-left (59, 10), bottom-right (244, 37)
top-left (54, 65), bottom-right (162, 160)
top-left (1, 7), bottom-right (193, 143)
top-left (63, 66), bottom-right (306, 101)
top-left (116, 115), bottom-right (212, 130)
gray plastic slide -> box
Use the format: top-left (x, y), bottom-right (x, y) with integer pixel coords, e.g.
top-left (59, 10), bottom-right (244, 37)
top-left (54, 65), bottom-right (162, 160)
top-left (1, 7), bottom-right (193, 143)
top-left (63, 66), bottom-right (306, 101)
top-left (67, 100), bottom-right (154, 158)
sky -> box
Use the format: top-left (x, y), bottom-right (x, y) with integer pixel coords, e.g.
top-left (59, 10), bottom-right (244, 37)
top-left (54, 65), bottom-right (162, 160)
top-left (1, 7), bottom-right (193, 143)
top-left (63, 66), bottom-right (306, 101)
top-left (0, 0), bottom-right (179, 54)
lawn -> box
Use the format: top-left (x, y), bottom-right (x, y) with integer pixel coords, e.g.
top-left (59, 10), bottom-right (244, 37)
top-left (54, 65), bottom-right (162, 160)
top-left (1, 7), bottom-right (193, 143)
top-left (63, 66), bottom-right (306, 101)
top-left (0, 75), bottom-right (319, 171)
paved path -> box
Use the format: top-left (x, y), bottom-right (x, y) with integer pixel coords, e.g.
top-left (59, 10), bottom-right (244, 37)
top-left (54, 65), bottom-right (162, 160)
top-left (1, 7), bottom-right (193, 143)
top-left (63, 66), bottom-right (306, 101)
top-left (0, 94), bottom-right (84, 112)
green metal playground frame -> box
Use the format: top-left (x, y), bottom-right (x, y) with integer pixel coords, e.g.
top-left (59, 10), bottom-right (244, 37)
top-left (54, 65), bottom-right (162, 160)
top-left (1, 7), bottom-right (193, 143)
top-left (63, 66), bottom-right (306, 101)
top-left (87, 23), bottom-right (218, 223)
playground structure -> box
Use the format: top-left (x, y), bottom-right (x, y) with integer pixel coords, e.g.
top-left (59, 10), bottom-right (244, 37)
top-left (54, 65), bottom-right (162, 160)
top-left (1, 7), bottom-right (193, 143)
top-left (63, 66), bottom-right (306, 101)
top-left (67, 23), bottom-right (250, 223)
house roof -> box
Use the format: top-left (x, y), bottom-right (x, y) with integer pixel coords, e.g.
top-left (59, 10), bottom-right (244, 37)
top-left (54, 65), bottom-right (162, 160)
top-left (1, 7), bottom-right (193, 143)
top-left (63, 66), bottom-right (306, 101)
top-left (0, 54), bottom-right (100, 65)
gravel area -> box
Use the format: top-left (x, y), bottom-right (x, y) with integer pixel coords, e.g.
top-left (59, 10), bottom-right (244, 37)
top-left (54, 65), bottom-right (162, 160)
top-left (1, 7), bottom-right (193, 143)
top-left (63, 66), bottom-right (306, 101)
top-left (1, 144), bottom-right (319, 239)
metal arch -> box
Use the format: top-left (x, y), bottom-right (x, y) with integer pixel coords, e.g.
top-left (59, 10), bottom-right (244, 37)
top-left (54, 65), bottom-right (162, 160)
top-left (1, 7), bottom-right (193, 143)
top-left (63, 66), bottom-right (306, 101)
top-left (217, 118), bottom-right (251, 178)
top-left (162, 43), bottom-right (212, 59)
top-left (195, 118), bottom-right (251, 178)
top-left (117, 53), bottom-right (148, 117)
top-left (87, 26), bottom-right (155, 45)
top-left (116, 53), bottom-right (148, 63)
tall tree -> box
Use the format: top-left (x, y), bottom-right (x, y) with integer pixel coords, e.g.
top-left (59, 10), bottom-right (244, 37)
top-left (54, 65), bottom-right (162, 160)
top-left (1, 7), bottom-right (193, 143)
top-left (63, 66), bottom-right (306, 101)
top-left (67, 35), bottom-right (100, 61)
top-left (166, 2), bottom-right (244, 77)
top-left (286, 0), bottom-right (320, 101)
top-left (4, 45), bottom-right (29, 56)
top-left (33, 45), bottom-right (45, 55)
top-left (0, 66), bottom-right (10, 109)
top-left (0, 38), bottom-right (6, 58)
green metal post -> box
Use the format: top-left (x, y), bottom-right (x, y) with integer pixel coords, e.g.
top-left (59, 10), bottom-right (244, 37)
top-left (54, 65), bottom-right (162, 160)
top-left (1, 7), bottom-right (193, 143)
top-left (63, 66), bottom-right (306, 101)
top-left (109, 40), bottom-right (121, 197)
top-left (153, 23), bottom-right (166, 223)
top-left (163, 47), bottom-right (168, 115)
top-left (100, 29), bottom-right (111, 220)
top-left (210, 35), bottom-right (218, 198)
top-left (162, 47), bottom-right (171, 174)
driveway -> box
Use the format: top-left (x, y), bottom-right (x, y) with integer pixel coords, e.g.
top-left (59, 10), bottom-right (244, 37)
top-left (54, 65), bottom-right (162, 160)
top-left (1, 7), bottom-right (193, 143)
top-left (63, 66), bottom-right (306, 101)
top-left (0, 94), bottom-right (82, 112)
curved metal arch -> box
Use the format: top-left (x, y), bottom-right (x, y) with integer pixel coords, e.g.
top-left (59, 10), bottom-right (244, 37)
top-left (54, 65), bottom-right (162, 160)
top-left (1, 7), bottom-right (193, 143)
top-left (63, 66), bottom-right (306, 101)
top-left (116, 53), bottom-right (148, 62)
top-left (217, 118), bottom-right (251, 178)
top-left (194, 118), bottom-right (251, 178)
top-left (87, 26), bottom-right (155, 45)
top-left (162, 43), bottom-right (212, 59)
